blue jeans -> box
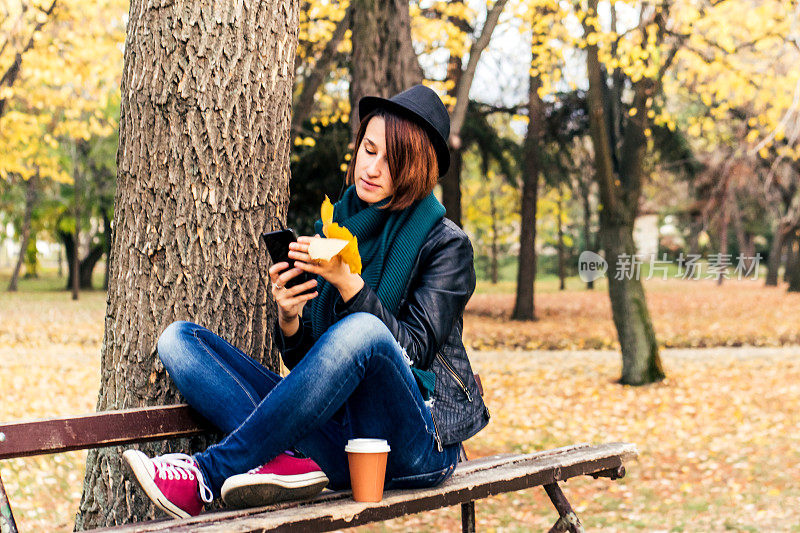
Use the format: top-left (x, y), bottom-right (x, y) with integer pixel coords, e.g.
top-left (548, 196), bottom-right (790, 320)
top-left (157, 312), bottom-right (459, 497)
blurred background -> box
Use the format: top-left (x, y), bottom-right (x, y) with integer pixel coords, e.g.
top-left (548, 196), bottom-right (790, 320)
top-left (1, 0), bottom-right (799, 531)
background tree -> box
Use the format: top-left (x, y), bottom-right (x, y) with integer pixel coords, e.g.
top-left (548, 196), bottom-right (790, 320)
top-left (578, 0), bottom-right (669, 384)
top-left (511, 0), bottom-right (567, 320)
top-left (75, 0), bottom-right (300, 527)
top-left (6, 172), bottom-right (37, 290)
top-left (2, 0), bottom-right (125, 295)
top-left (291, 1), bottom-right (351, 147)
top-left (431, 0), bottom-right (510, 227)
top-left (348, 0), bottom-right (422, 134)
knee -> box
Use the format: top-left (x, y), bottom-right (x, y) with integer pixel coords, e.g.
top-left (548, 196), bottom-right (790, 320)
top-left (325, 313), bottom-right (397, 360)
top-left (156, 320), bottom-right (195, 369)
top-left (337, 313), bottom-right (393, 343)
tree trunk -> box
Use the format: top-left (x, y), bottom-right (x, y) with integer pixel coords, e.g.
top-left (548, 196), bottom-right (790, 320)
top-left (102, 208), bottom-right (112, 290)
top-left (788, 233), bottom-right (800, 292)
top-left (603, 224), bottom-right (665, 385)
top-left (489, 180), bottom-right (499, 285)
top-left (731, 203), bottom-right (755, 273)
top-left (23, 236), bottom-right (39, 278)
top-left (79, 244), bottom-right (104, 289)
top-left (75, 0), bottom-right (299, 528)
top-left (442, 147), bottom-right (464, 226)
top-left (72, 161), bottom-right (81, 300)
top-left (557, 186), bottom-right (566, 291)
top-left (512, 70), bottom-right (544, 321)
top-left (348, 0), bottom-right (422, 137)
top-left (687, 212), bottom-right (702, 256)
top-left (8, 174), bottom-right (37, 291)
top-left (441, 0), bottom-right (508, 227)
top-left (441, 55), bottom-right (464, 226)
top-left (580, 176), bottom-right (595, 290)
top-left (717, 202), bottom-right (729, 286)
top-left (59, 231), bottom-right (103, 290)
top-left (766, 222), bottom-right (790, 286)
top-left (584, 0), bottom-right (664, 385)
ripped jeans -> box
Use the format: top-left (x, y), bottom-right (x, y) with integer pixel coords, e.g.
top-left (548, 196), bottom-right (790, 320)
top-left (156, 312), bottom-right (459, 497)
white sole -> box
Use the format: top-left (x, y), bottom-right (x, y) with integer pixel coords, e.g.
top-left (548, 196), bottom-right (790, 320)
top-left (221, 471), bottom-right (329, 509)
top-left (122, 450), bottom-right (191, 519)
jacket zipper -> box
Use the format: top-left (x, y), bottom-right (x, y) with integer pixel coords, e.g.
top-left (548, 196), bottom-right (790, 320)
top-left (436, 352), bottom-right (472, 402)
top-left (429, 404), bottom-right (444, 452)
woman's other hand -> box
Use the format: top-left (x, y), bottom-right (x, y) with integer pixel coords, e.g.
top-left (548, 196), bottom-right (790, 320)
top-left (268, 261), bottom-right (318, 336)
top-left (290, 236), bottom-right (365, 303)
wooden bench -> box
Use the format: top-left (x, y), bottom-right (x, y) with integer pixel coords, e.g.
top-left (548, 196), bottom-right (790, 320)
top-left (0, 405), bottom-right (637, 532)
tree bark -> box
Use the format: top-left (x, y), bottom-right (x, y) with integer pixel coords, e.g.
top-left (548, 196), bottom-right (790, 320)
top-left (603, 224), bottom-right (665, 384)
top-left (75, 0), bottom-right (299, 528)
top-left (7, 174), bottom-right (37, 291)
top-left (102, 208), bottom-right (112, 290)
top-left (511, 70), bottom-right (544, 321)
top-left (348, 0), bottom-right (422, 137)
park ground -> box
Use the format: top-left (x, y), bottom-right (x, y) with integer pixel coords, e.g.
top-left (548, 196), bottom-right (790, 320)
top-left (0, 271), bottom-right (799, 532)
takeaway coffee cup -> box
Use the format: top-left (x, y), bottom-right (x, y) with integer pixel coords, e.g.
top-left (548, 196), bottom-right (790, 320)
top-left (345, 438), bottom-right (391, 502)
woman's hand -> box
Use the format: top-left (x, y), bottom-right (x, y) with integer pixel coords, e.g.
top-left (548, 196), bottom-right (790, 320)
top-left (268, 261), bottom-right (318, 335)
top-left (289, 236), bottom-right (365, 303)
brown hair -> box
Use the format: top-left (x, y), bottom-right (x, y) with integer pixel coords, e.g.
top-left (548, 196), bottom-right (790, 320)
top-left (345, 108), bottom-right (439, 210)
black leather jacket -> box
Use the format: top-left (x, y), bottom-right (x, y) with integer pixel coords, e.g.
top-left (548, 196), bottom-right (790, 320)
top-left (277, 217), bottom-right (490, 448)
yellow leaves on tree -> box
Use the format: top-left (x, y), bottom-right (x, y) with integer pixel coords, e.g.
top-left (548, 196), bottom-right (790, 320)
top-left (319, 195), bottom-right (362, 275)
top-left (0, 0), bottom-right (126, 182)
top-left (410, 1), bottom-right (476, 60)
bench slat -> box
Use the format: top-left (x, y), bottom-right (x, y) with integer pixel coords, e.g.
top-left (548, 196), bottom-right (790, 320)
top-left (97, 442), bottom-right (637, 533)
top-left (0, 405), bottom-right (211, 459)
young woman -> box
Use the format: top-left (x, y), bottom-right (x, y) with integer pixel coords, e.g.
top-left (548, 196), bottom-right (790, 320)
top-left (123, 84), bottom-right (489, 519)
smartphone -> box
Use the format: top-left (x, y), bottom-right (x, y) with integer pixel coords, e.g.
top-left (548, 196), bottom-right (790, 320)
top-left (262, 229), bottom-right (313, 289)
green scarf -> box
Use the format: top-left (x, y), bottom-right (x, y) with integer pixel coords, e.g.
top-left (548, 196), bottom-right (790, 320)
top-left (308, 185), bottom-right (445, 398)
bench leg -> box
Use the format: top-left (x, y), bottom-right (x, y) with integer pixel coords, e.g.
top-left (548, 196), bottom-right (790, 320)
top-left (461, 501), bottom-right (476, 533)
top-left (0, 472), bottom-right (19, 533)
top-left (544, 483), bottom-right (584, 533)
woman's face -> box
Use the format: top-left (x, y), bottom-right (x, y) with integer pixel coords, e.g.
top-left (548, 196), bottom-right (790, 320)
top-left (354, 116), bottom-right (394, 205)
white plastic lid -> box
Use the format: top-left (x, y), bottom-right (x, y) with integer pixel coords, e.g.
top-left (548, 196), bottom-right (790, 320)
top-left (345, 438), bottom-right (391, 454)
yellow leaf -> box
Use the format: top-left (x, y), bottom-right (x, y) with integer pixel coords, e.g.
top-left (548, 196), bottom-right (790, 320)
top-left (321, 195), bottom-right (334, 231)
top-left (325, 223), bottom-right (362, 275)
top-left (319, 196), bottom-right (362, 274)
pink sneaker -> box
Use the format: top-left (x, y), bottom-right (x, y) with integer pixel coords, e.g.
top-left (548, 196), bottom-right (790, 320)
top-left (221, 451), bottom-right (329, 508)
top-left (122, 450), bottom-right (213, 519)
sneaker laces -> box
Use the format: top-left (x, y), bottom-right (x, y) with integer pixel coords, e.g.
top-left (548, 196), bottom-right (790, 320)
top-left (155, 453), bottom-right (214, 503)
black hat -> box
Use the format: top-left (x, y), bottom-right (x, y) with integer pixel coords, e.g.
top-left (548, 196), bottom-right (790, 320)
top-left (358, 84), bottom-right (451, 177)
